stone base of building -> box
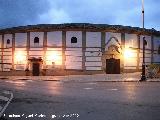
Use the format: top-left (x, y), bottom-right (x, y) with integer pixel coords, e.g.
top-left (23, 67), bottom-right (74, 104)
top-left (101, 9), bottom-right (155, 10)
top-left (123, 69), bottom-right (141, 73)
top-left (0, 69), bottom-right (142, 76)
top-left (0, 69), bottom-right (105, 76)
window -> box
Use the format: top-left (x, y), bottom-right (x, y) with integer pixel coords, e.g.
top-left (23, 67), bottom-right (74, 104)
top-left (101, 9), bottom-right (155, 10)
top-left (7, 39), bottom-right (10, 44)
top-left (34, 37), bottom-right (39, 43)
top-left (144, 39), bottom-right (147, 46)
top-left (71, 37), bottom-right (77, 43)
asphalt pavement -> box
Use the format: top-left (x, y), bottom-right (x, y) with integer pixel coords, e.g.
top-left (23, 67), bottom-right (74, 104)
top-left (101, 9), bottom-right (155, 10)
top-left (0, 78), bottom-right (160, 120)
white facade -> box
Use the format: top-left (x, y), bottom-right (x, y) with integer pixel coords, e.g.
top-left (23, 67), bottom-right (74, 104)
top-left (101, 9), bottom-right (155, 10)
top-left (0, 24), bottom-right (160, 74)
top-left (153, 36), bottom-right (160, 62)
top-left (124, 33), bottom-right (138, 69)
top-left (65, 31), bottom-right (82, 70)
top-left (86, 32), bottom-right (102, 70)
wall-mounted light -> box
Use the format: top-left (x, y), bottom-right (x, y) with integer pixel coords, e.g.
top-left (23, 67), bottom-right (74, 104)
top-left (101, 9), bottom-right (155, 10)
top-left (124, 48), bottom-right (134, 58)
top-left (46, 51), bottom-right (62, 65)
top-left (14, 51), bottom-right (26, 64)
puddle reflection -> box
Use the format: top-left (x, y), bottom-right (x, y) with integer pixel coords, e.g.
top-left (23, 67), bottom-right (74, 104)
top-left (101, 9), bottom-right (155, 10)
top-left (45, 82), bottom-right (63, 95)
top-left (4, 80), bottom-right (64, 95)
top-left (123, 84), bottom-right (137, 101)
top-left (5, 80), bottom-right (27, 90)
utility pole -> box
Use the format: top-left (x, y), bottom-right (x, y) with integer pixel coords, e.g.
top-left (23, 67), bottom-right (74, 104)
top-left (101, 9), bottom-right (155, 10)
top-left (140, 0), bottom-right (147, 81)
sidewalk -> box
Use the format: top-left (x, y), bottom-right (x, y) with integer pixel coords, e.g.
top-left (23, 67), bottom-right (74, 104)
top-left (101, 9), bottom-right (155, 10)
top-left (0, 72), bottom-right (160, 82)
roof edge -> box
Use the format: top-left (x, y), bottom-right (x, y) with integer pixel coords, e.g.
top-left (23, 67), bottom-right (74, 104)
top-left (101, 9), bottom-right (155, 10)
top-left (0, 23), bottom-right (160, 36)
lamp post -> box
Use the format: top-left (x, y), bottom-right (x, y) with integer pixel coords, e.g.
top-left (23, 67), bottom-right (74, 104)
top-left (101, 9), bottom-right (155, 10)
top-left (140, 0), bottom-right (146, 81)
top-left (140, 37), bottom-right (147, 81)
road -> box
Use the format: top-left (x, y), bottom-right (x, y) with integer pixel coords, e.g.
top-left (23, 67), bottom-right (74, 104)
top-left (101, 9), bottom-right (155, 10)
top-left (0, 79), bottom-right (160, 120)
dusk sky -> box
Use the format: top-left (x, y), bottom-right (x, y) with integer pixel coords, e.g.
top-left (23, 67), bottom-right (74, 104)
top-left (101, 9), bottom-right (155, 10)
top-left (0, 0), bottom-right (160, 30)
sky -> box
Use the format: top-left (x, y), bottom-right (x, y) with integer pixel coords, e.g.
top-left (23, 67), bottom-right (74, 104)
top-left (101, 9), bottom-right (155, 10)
top-left (0, 0), bottom-right (160, 30)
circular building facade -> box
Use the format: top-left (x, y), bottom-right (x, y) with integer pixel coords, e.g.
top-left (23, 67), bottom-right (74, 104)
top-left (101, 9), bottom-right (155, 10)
top-left (0, 23), bottom-right (160, 76)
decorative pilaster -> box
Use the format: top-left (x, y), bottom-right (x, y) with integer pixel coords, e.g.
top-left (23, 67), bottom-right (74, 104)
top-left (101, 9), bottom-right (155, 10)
top-left (101, 32), bottom-right (105, 53)
top-left (12, 33), bottom-right (15, 69)
top-left (43, 32), bottom-right (47, 69)
top-left (1, 34), bottom-right (4, 71)
top-left (26, 32), bottom-right (30, 69)
top-left (101, 32), bottom-right (105, 71)
top-left (121, 33), bottom-right (125, 72)
top-left (151, 35), bottom-right (154, 63)
top-left (137, 35), bottom-right (140, 71)
top-left (82, 31), bottom-right (86, 71)
top-left (62, 31), bottom-right (66, 70)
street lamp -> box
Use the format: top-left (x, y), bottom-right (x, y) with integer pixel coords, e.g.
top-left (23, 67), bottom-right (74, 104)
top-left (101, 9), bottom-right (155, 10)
top-left (140, 0), bottom-right (147, 81)
top-left (140, 37), bottom-right (147, 81)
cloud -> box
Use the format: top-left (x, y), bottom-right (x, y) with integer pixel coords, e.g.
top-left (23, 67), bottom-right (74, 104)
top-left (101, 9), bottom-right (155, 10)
top-left (39, 8), bottom-right (72, 24)
top-left (44, 0), bottom-right (143, 27)
top-left (0, 0), bottom-right (160, 30)
top-left (0, 0), bottom-right (50, 28)
top-left (46, 0), bottom-right (160, 30)
top-left (144, 0), bottom-right (160, 29)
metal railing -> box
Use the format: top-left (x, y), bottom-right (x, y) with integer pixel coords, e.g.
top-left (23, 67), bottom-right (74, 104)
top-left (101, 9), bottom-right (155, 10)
top-left (146, 64), bottom-right (160, 78)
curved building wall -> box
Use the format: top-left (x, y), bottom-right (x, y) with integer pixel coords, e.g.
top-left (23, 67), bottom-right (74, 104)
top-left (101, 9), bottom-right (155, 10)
top-left (0, 24), bottom-right (160, 75)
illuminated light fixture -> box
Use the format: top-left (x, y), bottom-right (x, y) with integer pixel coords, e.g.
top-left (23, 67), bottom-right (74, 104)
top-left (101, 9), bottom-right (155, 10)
top-left (14, 51), bottom-right (26, 64)
top-left (46, 51), bottom-right (62, 65)
top-left (124, 48), bottom-right (134, 58)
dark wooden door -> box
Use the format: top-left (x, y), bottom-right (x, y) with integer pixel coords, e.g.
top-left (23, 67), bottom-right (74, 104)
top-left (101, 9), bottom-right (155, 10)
top-left (32, 63), bottom-right (40, 76)
top-left (114, 59), bottom-right (120, 74)
top-left (106, 58), bottom-right (120, 74)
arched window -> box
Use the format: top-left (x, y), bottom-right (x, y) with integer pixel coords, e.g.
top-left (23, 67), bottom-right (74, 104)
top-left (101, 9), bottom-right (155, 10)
top-left (7, 39), bottom-right (10, 44)
top-left (71, 37), bottom-right (77, 43)
top-left (144, 39), bottom-right (147, 46)
top-left (34, 37), bottom-right (39, 43)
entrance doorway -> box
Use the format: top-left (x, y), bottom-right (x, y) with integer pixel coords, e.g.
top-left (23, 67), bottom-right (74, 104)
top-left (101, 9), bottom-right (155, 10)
top-left (28, 57), bottom-right (42, 76)
top-left (32, 63), bottom-right (40, 76)
top-left (106, 58), bottom-right (120, 74)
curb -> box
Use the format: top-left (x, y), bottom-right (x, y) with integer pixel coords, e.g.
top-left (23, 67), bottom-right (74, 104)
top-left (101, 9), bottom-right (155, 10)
top-left (0, 75), bottom-right (160, 82)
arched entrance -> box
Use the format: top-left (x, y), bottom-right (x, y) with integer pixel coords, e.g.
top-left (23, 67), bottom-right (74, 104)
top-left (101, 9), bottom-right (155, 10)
top-left (102, 37), bottom-right (122, 74)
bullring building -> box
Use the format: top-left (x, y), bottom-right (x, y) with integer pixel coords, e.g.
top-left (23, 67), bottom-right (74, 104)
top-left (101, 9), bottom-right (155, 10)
top-left (0, 23), bottom-right (160, 75)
